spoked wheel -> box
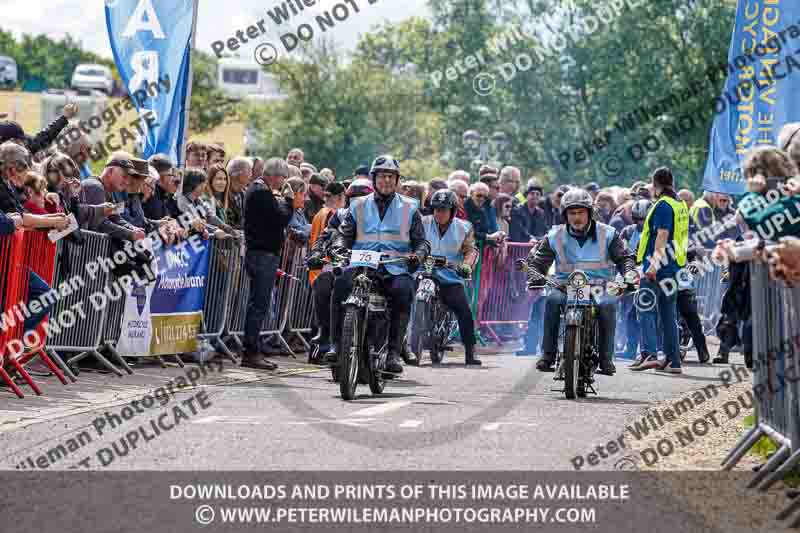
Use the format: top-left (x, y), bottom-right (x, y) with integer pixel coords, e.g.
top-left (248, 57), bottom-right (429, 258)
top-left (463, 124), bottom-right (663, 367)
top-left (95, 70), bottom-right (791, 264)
top-left (563, 325), bottom-right (581, 400)
top-left (407, 299), bottom-right (431, 366)
top-left (430, 306), bottom-right (449, 365)
top-left (368, 357), bottom-right (386, 394)
top-left (339, 306), bottom-right (361, 401)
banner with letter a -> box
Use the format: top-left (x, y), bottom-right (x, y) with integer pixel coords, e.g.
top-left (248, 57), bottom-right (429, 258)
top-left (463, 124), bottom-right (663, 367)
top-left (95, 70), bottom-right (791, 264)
top-left (105, 0), bottom-right (199, 164)
top-left (702, 0), bottom-right (800, 195)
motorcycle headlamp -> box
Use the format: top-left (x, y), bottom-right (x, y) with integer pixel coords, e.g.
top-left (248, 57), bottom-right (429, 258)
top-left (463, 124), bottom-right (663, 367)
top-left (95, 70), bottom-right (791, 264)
top-left (569, 271), bottom-right (588, 289)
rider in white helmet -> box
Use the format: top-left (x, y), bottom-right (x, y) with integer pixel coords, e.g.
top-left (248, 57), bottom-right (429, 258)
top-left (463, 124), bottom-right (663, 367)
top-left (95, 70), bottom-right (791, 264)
top-left (524, 187), bottom-right (637, 375)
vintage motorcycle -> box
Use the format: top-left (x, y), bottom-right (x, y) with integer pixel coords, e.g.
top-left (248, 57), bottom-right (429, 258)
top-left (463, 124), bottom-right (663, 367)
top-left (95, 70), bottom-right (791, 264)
top-left (405, 255), bottom-right (462, 366)
top-left (516, 260), bottom-right (635, 399)
top-left (333, 250), bottom-right (411, 401)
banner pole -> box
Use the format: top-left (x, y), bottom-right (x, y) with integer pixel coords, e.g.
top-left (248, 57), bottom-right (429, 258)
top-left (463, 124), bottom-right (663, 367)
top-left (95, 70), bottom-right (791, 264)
top-left (178, 0), bottom-right (200, 168)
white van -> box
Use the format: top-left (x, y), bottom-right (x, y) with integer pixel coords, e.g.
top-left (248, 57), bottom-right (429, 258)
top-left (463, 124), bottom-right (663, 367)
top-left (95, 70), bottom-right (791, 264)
top-left (217, 58), bottom-right (286, 101)
top-left (71, 64), bottom-right (114, 95)
top-left (0, 56), bottom-right (17, 89)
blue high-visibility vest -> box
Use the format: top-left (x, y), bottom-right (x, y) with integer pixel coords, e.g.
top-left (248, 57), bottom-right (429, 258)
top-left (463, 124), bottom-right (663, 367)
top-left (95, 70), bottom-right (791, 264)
top-left (421, 215), bottom-right (472, 286)
top-left (547, 222), bottom-right (617, 283)
top-left (351, 193), bottom-right (418, 275)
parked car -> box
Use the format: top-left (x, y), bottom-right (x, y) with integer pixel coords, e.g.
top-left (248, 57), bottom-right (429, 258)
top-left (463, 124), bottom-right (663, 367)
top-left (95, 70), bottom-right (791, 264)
top-left (0, 56), bottom-right (18, 89)
top-left (71, 64), bottom-right (114, 95)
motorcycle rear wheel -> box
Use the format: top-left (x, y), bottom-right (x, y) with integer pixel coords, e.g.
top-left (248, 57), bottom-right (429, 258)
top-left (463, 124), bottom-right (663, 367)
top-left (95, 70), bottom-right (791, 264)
top-left (563, 325), bottom-right (581, 400)
top-left (339, 306), bottom-right (361, 401)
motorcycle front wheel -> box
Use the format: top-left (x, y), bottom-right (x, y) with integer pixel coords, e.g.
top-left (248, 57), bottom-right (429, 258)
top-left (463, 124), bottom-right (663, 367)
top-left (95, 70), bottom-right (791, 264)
top-left (563, 325), bottom-right (581, 400)
top-left (339, 305), bottom-right (362, 401)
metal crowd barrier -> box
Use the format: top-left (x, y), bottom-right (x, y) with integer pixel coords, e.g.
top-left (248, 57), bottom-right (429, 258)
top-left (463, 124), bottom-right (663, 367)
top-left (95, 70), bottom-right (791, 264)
top-left (47, 231), bottom-right (115, 378)
top-left (198, 236), bottom-right (239, 363)
top-left (475, 242), bottom-right (536, 345)
top-left (281, 244), bottom-right (315, 351)
top-left (722, 260), bottom-right (800, 527)
top-left (222, 244), bottom-right (294, 356)
top-left (694, 262), bottom-right (726, 336)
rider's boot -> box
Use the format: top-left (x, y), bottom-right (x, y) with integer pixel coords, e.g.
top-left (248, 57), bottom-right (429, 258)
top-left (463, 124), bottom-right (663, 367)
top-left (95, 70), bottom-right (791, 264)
top-left (325, 300), bottom-right (340, 363)
top-left (536, 353), bottom-right (556, 372)
top-left (386, 312), bottom-right (407, 374)
top-left (598, 352), bottom-right (616, 376)
top-left (465, 343), bottom-right (481, 366)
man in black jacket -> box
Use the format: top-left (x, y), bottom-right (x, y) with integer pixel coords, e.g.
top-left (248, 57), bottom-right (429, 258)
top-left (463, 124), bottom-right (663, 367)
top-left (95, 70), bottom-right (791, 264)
top-left (242, 157), bottom-right (294, 370)
top-left (143, 154), bottom-right (180, 219)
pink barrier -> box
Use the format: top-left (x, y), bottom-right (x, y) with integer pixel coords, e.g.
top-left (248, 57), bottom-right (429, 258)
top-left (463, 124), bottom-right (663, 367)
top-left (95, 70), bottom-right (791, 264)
top-left (476, 242), bottom-right (537, 345)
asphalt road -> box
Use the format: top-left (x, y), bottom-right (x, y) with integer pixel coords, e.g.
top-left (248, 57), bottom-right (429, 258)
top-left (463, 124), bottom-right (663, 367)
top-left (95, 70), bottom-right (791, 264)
top-left (0, 343), bottom-right (745, 472)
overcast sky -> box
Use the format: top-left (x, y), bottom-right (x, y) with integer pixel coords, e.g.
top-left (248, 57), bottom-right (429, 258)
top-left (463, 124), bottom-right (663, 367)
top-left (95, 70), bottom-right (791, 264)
top-left (3, 0), bottom-right (430, 60)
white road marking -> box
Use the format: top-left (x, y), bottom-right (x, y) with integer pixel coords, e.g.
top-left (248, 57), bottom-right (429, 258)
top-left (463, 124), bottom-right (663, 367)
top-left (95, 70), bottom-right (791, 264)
top-left (350, 401), bottom-right (411, 417)
top-left (399, 419), bottom-right (423, 429)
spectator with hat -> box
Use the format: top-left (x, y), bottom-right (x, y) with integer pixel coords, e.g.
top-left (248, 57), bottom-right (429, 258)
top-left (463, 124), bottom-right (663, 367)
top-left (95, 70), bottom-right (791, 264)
top-left (143, 154), bottom-right (181, 220)
top-left (79, 151), bottom-right (147, 242)
top-left (304, 172), bottom-right (328, 222)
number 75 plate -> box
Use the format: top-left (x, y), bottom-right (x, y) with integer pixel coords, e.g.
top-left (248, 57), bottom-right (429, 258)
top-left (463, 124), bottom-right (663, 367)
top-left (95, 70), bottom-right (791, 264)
top-left (352, 250), bottom-right (382, 269)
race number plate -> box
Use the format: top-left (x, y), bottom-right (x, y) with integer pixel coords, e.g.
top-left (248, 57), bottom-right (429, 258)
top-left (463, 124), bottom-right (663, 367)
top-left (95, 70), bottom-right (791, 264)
top-left (566, 285), bottom-right (591, 305)
top-left (352, 250), bottom-right (382, 269)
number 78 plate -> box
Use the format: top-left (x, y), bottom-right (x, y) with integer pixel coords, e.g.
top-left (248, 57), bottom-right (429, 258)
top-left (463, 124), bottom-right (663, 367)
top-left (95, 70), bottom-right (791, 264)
top-left (566, 285), bottom-right (591, 304)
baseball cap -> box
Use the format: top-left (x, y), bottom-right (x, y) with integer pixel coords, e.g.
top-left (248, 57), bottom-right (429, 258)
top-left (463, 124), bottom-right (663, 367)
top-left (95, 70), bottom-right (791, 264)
top-left (584, 182), bottom-right (600, 193)
top-left (479, 164), bottom-right (499, 179)
top-left (309, 173), bottom-right (327, 187)
top-left (106, 151), bottom-right (149, 177)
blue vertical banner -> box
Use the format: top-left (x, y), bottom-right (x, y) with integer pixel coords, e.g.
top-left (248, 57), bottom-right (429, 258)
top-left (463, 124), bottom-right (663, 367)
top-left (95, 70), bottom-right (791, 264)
top-left (702, 0), bottom-right (800, 195)
top-left (105, 0), bottom-right (198, 164)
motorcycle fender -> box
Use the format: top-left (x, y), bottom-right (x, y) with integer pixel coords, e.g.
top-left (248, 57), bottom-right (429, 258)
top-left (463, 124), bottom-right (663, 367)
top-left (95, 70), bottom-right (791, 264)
top-left (565, 308), bottom-right (583, 326)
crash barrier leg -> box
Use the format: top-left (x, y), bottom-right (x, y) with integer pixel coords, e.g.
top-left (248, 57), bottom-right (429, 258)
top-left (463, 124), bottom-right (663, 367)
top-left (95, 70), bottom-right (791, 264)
top-left (283, 245), bottom-right (316, 352)
top-left (476, 242), bottom-right (536, 347)
top-left (198, 237), bottom-right (239, 364)
top-left (720, 259), bottom-right (800, 526)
